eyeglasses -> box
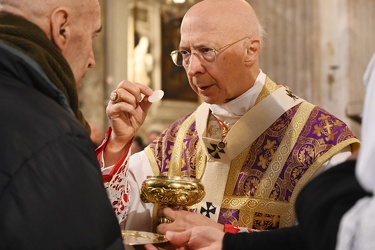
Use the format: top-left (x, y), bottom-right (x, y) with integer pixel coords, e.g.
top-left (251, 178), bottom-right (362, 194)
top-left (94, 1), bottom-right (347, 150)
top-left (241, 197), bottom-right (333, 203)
top-left (170, 37), bottom-right (250, 67)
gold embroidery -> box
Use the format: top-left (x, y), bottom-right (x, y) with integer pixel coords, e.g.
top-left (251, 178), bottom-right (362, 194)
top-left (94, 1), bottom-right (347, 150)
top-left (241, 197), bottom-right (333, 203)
top-left (312, 113), bottom-right (346, 142)
top-left (320, 114), bottom-right (333, 132)
top-left (224, 148), bottom-right (250, 196)
top-left (221, 210), bottom-right (239, 225)
top-left (257, 155), bottom-right (268, 169)
top-left (255, 102), bottom-right (315, 199)
top-left (257, 139), bottom-right (277, 169)
top-left (221, 196), bottom-right (295, 229)
top-left (144, 146), bottom-right (161, 176)
top-left (244, 177), bottom-right (260, 196)
top-left (169, 112), bottom-right (197, 176)
top-left (264, 139), bottom-right (277, 152)
top-left (334, 119), bottom-right (344, 126)
top-left (145, 76), bottom-right (360, 231)
top-left (298, 145), bottom-right (315, 164)
top-left (313, 124), bottom-right (323, 137)
top-left (167, 145), bottom-right (174, 156)
top-left (290, 137), bottom-right (360, 203)
top-left (326, 131), bottom-right (338, 142)
top-left (195, 142), bottom-right (206, 180)
top-left (147, 77), bottom-right (360, 230)
top-left (224, 79), bottom-right (292, 198)
top-left (253, 212), bottom-right (280, 230)
top-left (254, 77), bottom-right (282, 104)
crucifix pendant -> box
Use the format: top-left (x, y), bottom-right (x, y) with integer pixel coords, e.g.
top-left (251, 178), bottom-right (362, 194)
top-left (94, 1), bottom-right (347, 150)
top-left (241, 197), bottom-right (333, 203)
top-left (207, 141), bottom-right (226, 159)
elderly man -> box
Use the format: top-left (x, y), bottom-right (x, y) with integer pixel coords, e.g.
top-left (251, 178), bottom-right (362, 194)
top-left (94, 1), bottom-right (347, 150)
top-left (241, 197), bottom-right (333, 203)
top-left (0, 0), bottom-right (154, 248)
top-left (144, 55), bottom-right (375, 250)
top-left (100, 0), bottom-right (359, 237)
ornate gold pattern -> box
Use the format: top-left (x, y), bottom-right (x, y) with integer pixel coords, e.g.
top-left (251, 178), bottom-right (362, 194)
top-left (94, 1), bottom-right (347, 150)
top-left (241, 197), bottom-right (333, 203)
top-left (141, 176), bottom-right (205, 207)
top-left (254, 77), bottom-right (282, 104)
top-left (169, 112), bottom-right (197, 176)
top-left (194, 142), bottom-right (206, 180)
top-left (145, 76), bottom-right (360, 230)
top-left (224, 148), bottom-right (250, 196)
top-left (221, 196), bottom-right (294, 228)
top-left (255, 102), bottom-right (314, 199)
top-left (290, 137), bottom-right (361, 203)
top-left (253, 212), bottom-right (280, 230)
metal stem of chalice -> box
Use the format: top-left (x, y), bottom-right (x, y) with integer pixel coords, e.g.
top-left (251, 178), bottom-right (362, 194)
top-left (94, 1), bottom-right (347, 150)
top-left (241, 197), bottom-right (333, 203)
top-left (140, 176), bottom-right (205, 223)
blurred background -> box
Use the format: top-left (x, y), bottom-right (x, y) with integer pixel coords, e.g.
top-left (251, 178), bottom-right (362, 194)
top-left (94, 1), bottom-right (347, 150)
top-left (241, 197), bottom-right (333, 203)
top-left (80, 0), bottom-right (375, 145)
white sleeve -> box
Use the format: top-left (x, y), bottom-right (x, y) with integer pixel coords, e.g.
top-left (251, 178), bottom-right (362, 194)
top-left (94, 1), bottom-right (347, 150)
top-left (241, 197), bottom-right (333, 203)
top-left (124, 150), bottom-right (154, 232)
top-left (336, 53), bottom-right (375, 250)
top-left (324, 146), bottom-right (352, 169)
top-left (311, 146), bottom-right (352, 178)
top-left (356, 53), bottom-right (375, 192)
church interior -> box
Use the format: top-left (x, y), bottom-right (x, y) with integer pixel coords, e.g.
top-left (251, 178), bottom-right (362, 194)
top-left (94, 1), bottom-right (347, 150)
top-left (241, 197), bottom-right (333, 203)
top-left (79, 0), bottom-right (375, 144)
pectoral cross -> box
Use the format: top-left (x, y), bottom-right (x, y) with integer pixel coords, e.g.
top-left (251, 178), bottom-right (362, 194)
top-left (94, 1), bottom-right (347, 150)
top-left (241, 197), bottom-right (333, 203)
top-left (207, 141), bottom-right (226, 159)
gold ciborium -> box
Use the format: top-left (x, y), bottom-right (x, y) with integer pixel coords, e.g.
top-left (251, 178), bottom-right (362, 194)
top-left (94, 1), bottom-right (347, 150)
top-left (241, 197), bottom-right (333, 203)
top-left (140, 176), bottom-right (205, 211)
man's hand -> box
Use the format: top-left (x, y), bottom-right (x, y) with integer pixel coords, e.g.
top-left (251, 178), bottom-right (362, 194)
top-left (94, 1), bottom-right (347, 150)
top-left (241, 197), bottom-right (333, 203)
top-left (144, 226), bottom-right (225, 250)
top-left (156, 207), bottom-right (224, 235)
top-left (104, 80), bottom-right (153, 166)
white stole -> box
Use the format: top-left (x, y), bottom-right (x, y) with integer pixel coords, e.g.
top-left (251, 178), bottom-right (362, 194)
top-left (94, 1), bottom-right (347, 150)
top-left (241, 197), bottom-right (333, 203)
top-left (195, 86), bottom-right (304, 222)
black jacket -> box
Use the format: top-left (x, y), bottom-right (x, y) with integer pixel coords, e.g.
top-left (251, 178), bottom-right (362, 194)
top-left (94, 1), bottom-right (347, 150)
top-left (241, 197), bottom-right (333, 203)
top-left (0, 43), bottom-right (123, 249)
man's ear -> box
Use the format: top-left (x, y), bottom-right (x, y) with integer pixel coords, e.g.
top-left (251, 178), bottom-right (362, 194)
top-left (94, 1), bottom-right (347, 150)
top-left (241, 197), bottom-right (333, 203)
top-left (50, 8), bottom-right (69, 50)
top-left (244, 39), bottom-right (261, 66)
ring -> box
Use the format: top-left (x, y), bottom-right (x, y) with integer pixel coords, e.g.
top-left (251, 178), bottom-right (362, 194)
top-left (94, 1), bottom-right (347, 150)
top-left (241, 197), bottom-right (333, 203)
top-left (110, 90), bottom-right (120, 103)
top-left (159, 217), bottom-right (172, 224)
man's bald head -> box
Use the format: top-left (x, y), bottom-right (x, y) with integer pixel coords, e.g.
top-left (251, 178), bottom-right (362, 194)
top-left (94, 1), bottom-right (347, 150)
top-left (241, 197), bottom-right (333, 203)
top-left (0, 0), bottom-right (102, 86)
top-left (178, 0), bottom-right (264, 104)
top-left (0, 0), bottom-right (96, 37)
top-left (182, 0), bottom-right (265, 46)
